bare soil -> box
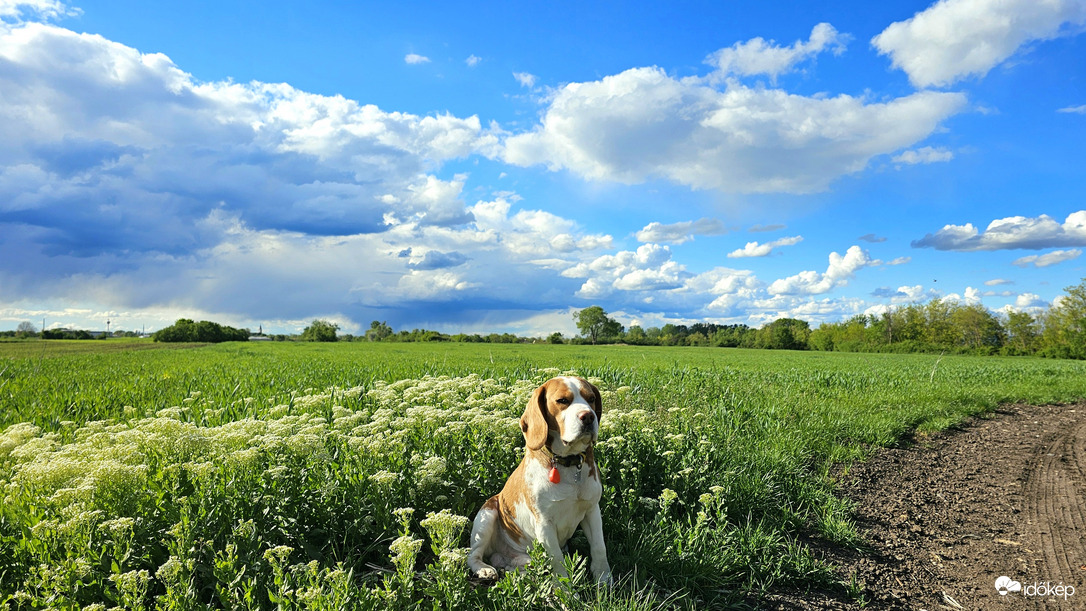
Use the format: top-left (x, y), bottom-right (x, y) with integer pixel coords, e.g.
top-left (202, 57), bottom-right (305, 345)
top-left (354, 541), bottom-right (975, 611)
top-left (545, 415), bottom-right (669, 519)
top-left (768, 402), bottom-right (1086, 610)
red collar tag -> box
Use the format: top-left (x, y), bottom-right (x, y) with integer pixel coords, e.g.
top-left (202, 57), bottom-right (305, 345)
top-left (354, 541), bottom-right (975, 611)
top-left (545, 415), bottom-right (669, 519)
top-left (544, 448), bottom-right (587, 484)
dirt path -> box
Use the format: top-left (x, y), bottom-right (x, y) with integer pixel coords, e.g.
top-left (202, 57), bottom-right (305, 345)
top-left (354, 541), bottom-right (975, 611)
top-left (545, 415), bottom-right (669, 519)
top-left (770, 403), bottom-right (1086, 610)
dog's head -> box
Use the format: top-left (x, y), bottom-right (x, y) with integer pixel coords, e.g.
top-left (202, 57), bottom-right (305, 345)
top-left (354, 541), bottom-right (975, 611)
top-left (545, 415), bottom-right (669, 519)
top-left (521, 376), bottom-right (602, 453)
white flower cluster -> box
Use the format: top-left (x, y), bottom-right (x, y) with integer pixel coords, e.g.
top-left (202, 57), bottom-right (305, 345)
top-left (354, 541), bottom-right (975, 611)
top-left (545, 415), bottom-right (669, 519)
top-left (0, 371), bottom-right (636, 522)
top-left (3, 369), bottom-right (786, 609)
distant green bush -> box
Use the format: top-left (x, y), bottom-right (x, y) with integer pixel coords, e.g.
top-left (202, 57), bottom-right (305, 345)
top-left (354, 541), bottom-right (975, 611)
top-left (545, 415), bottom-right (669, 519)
top-left (42, 329), bottom-right (95, 340)
top-left (152, 318), bottom-right (250, 343)
top-left (300, 319), bottom-right (339, 342)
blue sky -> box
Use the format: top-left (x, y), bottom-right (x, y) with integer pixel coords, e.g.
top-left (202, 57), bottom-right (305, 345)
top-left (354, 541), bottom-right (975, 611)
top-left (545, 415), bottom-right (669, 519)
top-left (1, 0), bottom-right (1084, 336)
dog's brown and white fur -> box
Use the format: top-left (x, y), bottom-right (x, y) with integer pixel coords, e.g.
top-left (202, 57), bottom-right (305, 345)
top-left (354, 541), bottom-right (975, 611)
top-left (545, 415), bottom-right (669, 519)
top-left (467, 376), bottom-right (612, 584)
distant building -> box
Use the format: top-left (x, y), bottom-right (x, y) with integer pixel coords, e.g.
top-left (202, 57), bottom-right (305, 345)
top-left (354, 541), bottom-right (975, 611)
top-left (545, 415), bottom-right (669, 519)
top-left (249, 324), bottom-right (272, 341)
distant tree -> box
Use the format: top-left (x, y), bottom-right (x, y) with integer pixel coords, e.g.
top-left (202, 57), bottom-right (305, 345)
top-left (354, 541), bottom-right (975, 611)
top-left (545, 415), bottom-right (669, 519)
top-left (1042, 278), bottom-right (1086, 359)
top-left (871, 312), bottom-right (894, 346)
top-left (923, 298), bottom-right (958, 346)
top-left (890, 303), bottom-right (925, 343)
top-left (626, 325), bottom-right (647, 344)
top-left (15, 321), bottom-right (37, 338)
top-left (951, 304), bottom-right (1004, 351)
top-left (659, 323), bottom-right (682, 346)
top-left (547, 332), bottom-right (564, 344)
top-left (807, 324), bottom-right (836, 351)
top-left (711, 325), bottom-right (751, 348)
top-left (365, 320), bottom-right (393, 342)
top-left (574, 306), bottom-right (623, 344)
top-left (1003, 311), bottom-right (1040, 354)
top-left (195, 320), bottom-right (227, 343)
top-left (758, 318), bottom-right (811, 350)
top-left (152, 319), bottom-right (249, 343)
top-left (686, 332), bottom-right (709, 346)
top-left (840, 314), bottom-right (870, 346)
top-left (301, 320), bottom-right (339, 342)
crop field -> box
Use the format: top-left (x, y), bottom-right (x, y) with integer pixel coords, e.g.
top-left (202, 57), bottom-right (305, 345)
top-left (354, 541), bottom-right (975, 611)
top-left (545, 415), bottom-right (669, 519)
top-left (2, 341), bottom-right (1085, 609)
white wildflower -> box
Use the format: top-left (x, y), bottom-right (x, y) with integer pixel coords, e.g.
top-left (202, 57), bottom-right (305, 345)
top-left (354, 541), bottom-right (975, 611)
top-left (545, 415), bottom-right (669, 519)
top-left (369, 470), bottom-right (399, 486)
top-left (263, 545), bottom-right (293, 569)
top-left (420, 509), bottom-right (470, 553)
top-left (389, 534), bottom-right (423, 567)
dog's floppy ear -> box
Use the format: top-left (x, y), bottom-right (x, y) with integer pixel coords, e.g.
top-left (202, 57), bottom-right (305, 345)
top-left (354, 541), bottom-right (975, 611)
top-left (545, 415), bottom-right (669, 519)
top-left (521, 382), bottom-right (550, 451)
top-left (580, 377), bottom-right (602, 424)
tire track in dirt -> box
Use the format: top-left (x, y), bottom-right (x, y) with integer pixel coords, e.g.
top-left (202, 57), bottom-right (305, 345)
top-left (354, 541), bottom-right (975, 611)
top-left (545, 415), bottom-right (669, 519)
top-left (765, 403), bottom-right (1086, 610)
top-left (1024, 418), bottom-right (1086, 602)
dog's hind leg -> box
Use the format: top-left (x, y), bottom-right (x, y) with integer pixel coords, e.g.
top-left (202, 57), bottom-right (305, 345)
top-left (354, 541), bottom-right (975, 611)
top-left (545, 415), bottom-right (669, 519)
top-left (467, 501), bottom-right (500, 579)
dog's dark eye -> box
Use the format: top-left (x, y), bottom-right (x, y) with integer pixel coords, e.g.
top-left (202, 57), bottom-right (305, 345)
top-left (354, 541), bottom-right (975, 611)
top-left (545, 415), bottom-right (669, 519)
top-left (556, 397), bottom-right (571, 405)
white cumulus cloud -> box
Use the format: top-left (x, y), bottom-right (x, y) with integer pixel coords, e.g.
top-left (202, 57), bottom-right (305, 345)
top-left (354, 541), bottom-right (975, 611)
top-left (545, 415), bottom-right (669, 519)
top-left (1015, 293), bottom-right (1047, 308)
top-left (562, 244), bottom-right (689, 298)
top-left (1012, 249), bottom-right (1082, 267)
top-left (872, 0), bottom-right (1086, 88)
top-left (698, 268), bottom-right (764, 314)
top-left (912, 211), bottom-right (1086, 250)
top-left (0, 19), bottom-right (628, 333)
top-left (727, 236), bottom-right (804, 258)
top-left (767, 245), bottom-right (874, 295)
top-left (634, 218), bottom-right (727, 244)
top-left (468, 197), bottom-right (613, 260)
top-left (404, 53), bottom-right (430, 64)
top-left (892, 146), bottom-right (954, 165)
top-left (996, 291), bottom-right (1049, 316)
top-left (0, 20), bottom-right (499, 248)
top-left (513, 72), bottom-right (537, 88)
top-left (706, 22), bottom-right (849, 80)
top-left (0, 0), bottom-right (78, 21)
top-left (502, 65), bottom-right (966, 194)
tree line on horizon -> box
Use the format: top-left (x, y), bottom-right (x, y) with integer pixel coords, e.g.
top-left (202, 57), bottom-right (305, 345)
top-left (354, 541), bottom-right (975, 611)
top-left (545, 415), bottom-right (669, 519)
top-left (565, 278), bottom-right (1086, 359)
top-left (8, 278), bottom-right (1085, 360)
top-left (354, 277), bottom-right (1086, 360)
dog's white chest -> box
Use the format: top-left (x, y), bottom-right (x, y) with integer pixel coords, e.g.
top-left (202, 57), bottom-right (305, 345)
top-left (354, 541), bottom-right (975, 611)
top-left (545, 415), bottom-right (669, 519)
top-left (525, 459), bottom-right (602, 543)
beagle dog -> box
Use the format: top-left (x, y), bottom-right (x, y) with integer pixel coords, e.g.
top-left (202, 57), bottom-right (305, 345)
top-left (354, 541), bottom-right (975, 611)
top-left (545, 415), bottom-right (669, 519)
top-left (467, 376), bottom-right (612, 585)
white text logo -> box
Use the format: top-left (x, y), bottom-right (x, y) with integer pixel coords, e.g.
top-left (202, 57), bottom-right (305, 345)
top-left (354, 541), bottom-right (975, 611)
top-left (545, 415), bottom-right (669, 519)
top-left (995, 576), bottom-right (1021, 596)
top-left (996, 576), bottom-right (1076, 600)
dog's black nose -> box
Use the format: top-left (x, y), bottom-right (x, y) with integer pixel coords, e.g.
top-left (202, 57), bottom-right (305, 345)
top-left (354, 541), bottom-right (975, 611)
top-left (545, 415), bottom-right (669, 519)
top-left (579, 411), bottom-right (595, 424)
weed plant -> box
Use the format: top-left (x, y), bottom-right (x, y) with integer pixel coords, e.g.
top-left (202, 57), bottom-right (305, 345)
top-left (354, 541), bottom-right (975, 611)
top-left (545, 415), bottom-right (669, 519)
top-left (1, 342), bottom-right (1084, 609)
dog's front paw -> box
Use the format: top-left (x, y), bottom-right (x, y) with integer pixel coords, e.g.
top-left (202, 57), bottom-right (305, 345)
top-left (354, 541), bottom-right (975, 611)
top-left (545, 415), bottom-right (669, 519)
top-left (474, 565), bottom-right (499, 580)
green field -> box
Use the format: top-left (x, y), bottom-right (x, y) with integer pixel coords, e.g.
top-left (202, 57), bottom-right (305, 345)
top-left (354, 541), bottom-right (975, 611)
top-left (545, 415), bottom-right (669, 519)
top-left (2, 341), bottom-right (1085, 609)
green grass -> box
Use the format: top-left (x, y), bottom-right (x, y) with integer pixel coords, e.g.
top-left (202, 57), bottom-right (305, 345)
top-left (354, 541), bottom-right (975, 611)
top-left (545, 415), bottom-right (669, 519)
top-left (2, 342), bottom-right (1085, 609)
top-left (0, 337), bottom-right (204, 359)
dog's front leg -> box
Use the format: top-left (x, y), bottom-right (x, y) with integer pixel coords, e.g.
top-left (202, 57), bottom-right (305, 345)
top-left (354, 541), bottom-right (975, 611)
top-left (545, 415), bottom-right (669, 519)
top-left (580, 505), bottom-right (612, 585)
top-left (535, 522), bottom-right (569, 578)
